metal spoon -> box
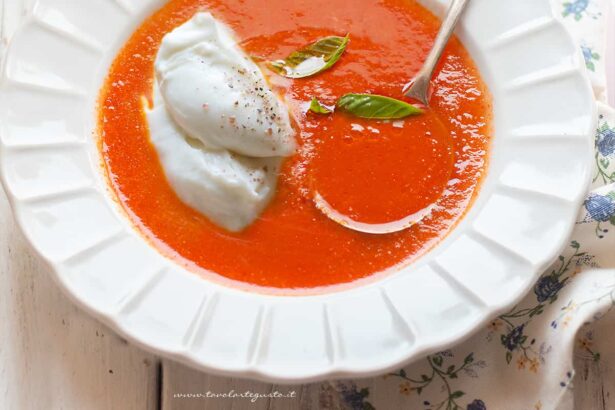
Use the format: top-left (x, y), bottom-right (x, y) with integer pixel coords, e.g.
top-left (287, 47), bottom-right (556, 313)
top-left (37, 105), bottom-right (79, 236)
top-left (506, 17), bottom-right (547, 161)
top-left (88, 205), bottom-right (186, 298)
top-left (315, 0), bottom-right (470, 234)
top-left (404, 0), bottom-right (470, 104)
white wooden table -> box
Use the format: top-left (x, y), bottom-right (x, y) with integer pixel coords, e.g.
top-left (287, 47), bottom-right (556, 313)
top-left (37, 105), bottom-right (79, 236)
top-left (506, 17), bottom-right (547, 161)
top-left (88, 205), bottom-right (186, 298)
top-left (0, 1), bottom-right (612, 409)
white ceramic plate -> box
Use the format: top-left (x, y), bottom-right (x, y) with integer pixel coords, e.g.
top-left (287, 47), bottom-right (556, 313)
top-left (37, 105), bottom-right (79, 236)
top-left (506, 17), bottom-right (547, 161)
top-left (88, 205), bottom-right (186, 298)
top-left (0, 0), bottom-right (596, 382)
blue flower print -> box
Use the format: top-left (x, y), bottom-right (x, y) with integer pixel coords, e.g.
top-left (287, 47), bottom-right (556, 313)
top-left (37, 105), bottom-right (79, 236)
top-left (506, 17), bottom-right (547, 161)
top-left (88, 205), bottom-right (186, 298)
top-left (467, 399), bottom-right (487, 410)
top-left (581, 45), bottom-right (592, 61)
top-left (585, 193), bottom-right (615, 238)
top-left (581, 45), bottom-right (600, 72)
top-left (502, 325), bottom-right (525, 351)
top-left (563, 0), bottom-right (589, 20)
top-left (534, 275), bottom-right (565, 303)
top-left (597, 125), bottom-right (615, 157)
top-left (594, 121), bottom-right (615, 185)
top-left (585, 194), bottom-right (615, 222)
top-left (337, 383), bottom-right (375, 410)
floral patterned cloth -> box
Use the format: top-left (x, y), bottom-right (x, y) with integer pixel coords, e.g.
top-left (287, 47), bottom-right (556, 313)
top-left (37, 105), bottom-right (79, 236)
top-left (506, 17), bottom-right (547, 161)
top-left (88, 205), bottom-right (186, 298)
top-left (309, 1), bottom-right (615, 409)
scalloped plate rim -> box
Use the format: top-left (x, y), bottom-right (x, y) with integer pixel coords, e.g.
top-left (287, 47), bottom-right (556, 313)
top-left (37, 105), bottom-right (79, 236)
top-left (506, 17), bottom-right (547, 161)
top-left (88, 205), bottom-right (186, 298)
top-left (0, 0), bottom-right (596, 383)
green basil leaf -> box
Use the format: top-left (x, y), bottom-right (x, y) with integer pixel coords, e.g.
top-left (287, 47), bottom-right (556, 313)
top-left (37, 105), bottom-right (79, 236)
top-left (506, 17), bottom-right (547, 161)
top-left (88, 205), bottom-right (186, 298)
top-left (309, 97), bottom-right (332, 114)
top-left (337, 93), bottom-right (422, 119)
top-left (269, 35), bottom-right (349, 79)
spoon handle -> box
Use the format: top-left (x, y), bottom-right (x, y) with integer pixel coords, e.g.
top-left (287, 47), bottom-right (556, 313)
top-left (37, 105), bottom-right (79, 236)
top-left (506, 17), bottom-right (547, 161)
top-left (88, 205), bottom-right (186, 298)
top-left (404, 0), bottom-right (470, 104)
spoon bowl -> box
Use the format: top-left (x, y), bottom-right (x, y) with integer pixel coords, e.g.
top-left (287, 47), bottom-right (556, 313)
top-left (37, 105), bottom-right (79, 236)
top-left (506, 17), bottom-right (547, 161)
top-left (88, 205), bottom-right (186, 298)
top-left (314, 192), bottom-right (437, 234)
top-left (315, 0), bottom-right (470, 234)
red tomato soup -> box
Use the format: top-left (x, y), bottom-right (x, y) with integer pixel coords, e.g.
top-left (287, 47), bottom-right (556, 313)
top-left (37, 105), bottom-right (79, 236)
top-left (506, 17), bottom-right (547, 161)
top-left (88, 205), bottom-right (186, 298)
top-left (98, 0), bottom-right (492, 290)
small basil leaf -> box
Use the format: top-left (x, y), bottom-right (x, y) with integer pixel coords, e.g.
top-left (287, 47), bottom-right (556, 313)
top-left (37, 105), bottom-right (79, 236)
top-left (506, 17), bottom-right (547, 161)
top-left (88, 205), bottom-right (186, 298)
top-left (337, 93), bottom-right (422, 119)
top-left (309, 97), bottom-right (332, 114)
top-left (269, 35), bottom-right (349, 79)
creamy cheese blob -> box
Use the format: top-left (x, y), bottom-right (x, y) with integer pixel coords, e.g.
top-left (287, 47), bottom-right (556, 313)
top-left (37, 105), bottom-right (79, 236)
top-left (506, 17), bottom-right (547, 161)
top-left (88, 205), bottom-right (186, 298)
top-left (147, 96), bottom-right (281, 232)
top-left (145, 13), bottom-right (296, 232)
top-left (155, 12), bottom-right (296, 157)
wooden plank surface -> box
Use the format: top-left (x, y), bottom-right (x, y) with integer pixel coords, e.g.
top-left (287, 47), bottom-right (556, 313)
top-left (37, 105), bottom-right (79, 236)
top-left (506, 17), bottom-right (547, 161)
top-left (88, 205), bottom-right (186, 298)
top-left (0, 3), bottom-right (160, 409)
top-left (0, 179), bottom-right (160, 405)
top-left (161, 361), bottom-right (310, 410)
top-left (0, 1), bottom-right (612, 409)
top-left (0, 191), bottom-right (160, 410)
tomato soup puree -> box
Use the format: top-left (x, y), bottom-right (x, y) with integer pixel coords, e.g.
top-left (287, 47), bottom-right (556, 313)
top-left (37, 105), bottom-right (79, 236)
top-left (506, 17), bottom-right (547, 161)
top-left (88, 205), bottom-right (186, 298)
top-left (98, 0), bottom-right (492, 290)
